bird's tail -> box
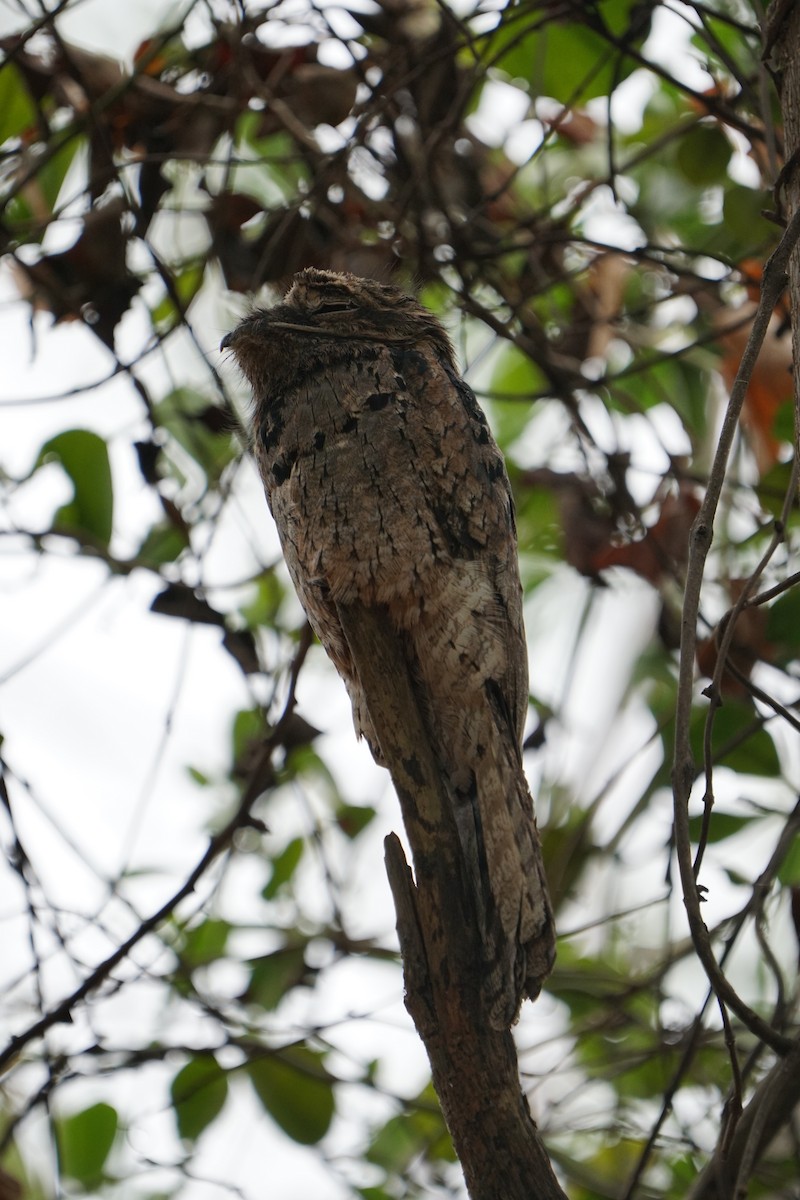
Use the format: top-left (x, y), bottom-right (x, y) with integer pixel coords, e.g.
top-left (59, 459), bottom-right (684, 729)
top-left (466, 722), bottom-right (555, 1029)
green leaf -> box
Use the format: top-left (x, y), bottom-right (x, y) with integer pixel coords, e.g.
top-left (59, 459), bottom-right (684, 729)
top-left (616, 354), bottom-right (710, 438)
top-left (687, 811), bottom-right (758, 844)
top-left (777, 837), bottom-right (800, 886)
top-left (675, 125), bottom-right (732, 185)
top-left (263, 837), bottom-right (304, 900)
top-left (186, 765), bottom-right (210, 786)
top-left (366, 1115), bottom-right (424, 1174)
top-left (38, 429), bottom-right (114, 545)
top-left (367, 1085), bottom-right (455, 1172)
top-left (689, 702), bottom-right (779, 777)
top-left (232, 707), bottom-right (269, 765)
top-left (772, 395), bottom-right (795, 445)
top-left (720, 186), bottom-right (774, 253)
top-left (487, 0), bottom-right (644, 103)
top-left (154, 388), bottom-right (237, 483)
top-left (244, 946), bottom-right (312, 1010)
top-left (136, 523), bottom-right (189, 568)
top-left (722, 865), bottom-right (751, 887)
top-left (335, 802), bottom-right (376, 839)
top-left (171, 1056), bottom-right (228, 1141)
top-left (36, 136), bottom-right (86, 216)
top-left (487, 344), bottom-right (545, 447)
top-left (0, 63), bottom-right (37, 144)
top-left (632, 79), bottom-right (686, 144)
top-left (576, 999), bottom-right (672, 1100)
top-left (669, 1154), bottom-right (705, 1188)
top-left (247, 1046), bottom-right (334, 1145)
top-left (181, 918), bottom-right (230, 968)
top-left (757, 460), bottom-right (798, 521)
top-left (767, 587), bottom-right (800, 651)
top-left (513, 482), bottom-right (562, 564)
top-left (59, 1102), bottom-right (117, 1187)
top-left (487, 396), bottom-right (535, 449)
top-left (151, 263), bottom-right (206, 332)
top-left (4, 132), bottom-right (83, 237)
top-left (690, 17), bottom-right (760, 83)
top-left (577, 1137), bottom-right (650, 1186)
top-left (632, 159), bottom-right (706, 234)
top-left (240, 571), bottom-right (286, 628)
top-left (234, 122), bottom-right (310, 195)
top-left (284, 745), bottom-right (340, 799)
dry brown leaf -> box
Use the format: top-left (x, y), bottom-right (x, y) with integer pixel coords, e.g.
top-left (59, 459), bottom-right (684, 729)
top-left (715, 296), bottom-right (793, 475)
top-left (696, 581), bottom-right (772, 699)
top-left (591, 487), bottom-right (701, 585)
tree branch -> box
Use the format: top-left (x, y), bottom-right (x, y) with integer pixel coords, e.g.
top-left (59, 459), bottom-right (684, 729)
top-left (687, 1034), bottom-right (800, 1200)
top-left (337, 601), bottom-right (566, 1200)
top-left (0, 633), bottom-right (312, 1075)
top-left (671, 204), bottom-right (800, 1057)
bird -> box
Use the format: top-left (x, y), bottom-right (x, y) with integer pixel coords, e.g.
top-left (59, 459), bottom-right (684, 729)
top-left (221, 268), bottom-right (555, 1027)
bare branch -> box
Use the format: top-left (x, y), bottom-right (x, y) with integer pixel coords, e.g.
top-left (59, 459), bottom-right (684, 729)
top-left (672, 207), bottom-right (800, 1057)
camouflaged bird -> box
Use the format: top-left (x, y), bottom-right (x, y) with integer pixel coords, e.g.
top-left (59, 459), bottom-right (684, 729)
top-left (222, 269), bottom-right (555, 1026)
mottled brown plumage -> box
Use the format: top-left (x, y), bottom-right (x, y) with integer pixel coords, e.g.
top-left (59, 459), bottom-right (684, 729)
top-left (222, 269), bottom-right (555, 1026)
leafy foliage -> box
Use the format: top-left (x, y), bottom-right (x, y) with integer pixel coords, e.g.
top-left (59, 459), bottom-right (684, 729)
top-left (171, 1056), bottom-right (229, 1142)
top-left (2, 1), bottom-right (800, 1198)
top-left (246, 1045), bottom-right (335, 1145)
top-left (57, 1102), bottom-right (118, 1189)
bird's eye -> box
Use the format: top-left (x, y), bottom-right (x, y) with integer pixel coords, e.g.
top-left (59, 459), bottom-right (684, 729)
top-left (315, 299), bottom-right (355, 313)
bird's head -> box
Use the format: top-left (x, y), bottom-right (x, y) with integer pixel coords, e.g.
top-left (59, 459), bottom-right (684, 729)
top-left (220, 269), bottom-right (454, 392)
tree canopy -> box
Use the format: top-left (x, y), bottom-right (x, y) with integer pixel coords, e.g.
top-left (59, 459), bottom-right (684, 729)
top-left (2, 1), bottom-right (800, 1197)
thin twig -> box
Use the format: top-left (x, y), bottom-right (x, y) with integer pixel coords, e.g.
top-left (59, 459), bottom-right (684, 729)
top-left (0, 632), bottom-right (312, 1075)
top-left (671, 207), bottom-right (800, 1056)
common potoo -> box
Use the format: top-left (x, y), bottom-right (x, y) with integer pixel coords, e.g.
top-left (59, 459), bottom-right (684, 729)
top-left (222, 269), bottom-right (555, 1026)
